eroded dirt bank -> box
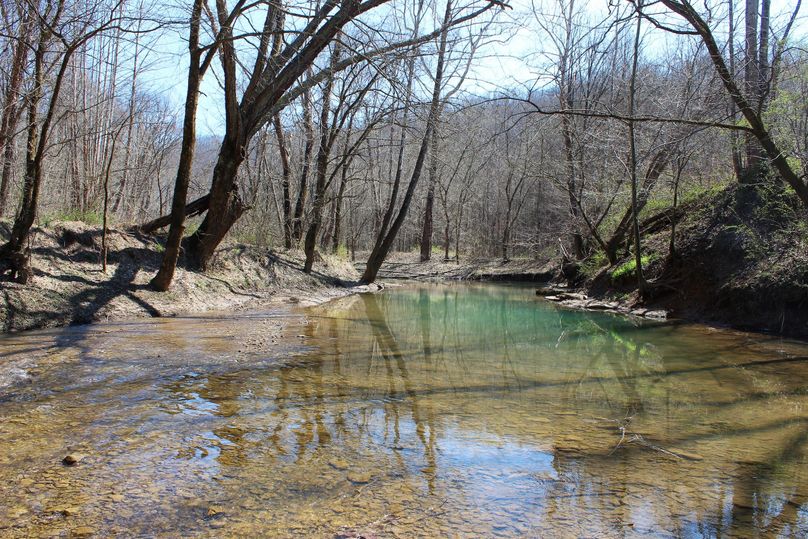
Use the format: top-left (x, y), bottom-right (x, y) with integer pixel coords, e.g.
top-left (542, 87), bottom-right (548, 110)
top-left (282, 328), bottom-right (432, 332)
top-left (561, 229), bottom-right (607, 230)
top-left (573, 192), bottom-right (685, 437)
top-left (0, 221), bottom-right (369, 333)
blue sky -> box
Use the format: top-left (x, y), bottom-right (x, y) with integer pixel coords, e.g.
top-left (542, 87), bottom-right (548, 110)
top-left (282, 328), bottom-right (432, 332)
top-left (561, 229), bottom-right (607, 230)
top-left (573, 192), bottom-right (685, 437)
top-left (135, 0), bottom-right (806, 137)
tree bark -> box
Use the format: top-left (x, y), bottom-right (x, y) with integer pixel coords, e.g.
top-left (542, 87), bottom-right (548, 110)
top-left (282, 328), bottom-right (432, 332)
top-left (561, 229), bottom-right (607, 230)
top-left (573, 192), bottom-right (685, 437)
top-left (185, 136), bottom-right (248, 270)
top-left (292, 85), bottom-right (315, 244)
top-left (628, 0), bottom-right (646, 296)
top-left (0, 8), bottom-right (31, 217)
top-left (149, 0), bottom-right (204, 290)
top-left (362, 0), bottom-right (452, 283)
top-left (742, 0), bottom-right (763, 180)
top-left (273, 114), bottom-right (293, 248)
top-left (1, 1), bottom-right (69, 283)
top-left (419, 107), bottom-right (441, 262)
top-left (304, 43), bottom-right (342, 273)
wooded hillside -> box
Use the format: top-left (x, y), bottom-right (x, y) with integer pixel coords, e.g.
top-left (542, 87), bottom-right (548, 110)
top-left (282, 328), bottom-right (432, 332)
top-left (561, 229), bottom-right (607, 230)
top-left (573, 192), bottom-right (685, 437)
top-left (0, 0), bottom-right (805, 300)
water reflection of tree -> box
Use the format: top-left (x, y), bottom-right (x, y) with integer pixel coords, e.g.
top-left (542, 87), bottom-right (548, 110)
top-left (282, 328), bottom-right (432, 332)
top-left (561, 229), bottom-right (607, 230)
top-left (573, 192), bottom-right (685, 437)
top-left (362, 293), bottom-right (439, 493)
top-left (154, 284), bottom-right (808, 535)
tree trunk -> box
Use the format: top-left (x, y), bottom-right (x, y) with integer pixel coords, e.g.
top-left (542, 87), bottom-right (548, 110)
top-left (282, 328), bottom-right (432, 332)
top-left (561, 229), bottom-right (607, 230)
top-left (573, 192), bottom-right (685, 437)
top-left (184, 0), bottom-right (250, 271)
top-left (150, 0), bottom-right (204, 291)
top-left (185, 136), bottom-right (248, 270)
top-left (331, 151), bottom-right (350, 253)
top-left (273, 114), bottom-right (293, 248)
top-left (742, 0), bottom-right (763, 181)
top-left (111, 26), bottom-right (141, 215)
top-left (660, 0), bottom-right (808, 209)
top-left (502, 206), bottom-right (511, 263)
top-left (0, 10), bottom-right (58, 283)
top-left (292, 86), bottom-right (315, 244)
top-left (727, 0), bottom-right (744, 183)
top-left (0, 10), bottom-right (30, 218)
top-left (419, 109), bottom-right (441, 262)
top-left (362, 0), bottom-right (452, 284)
top-left (628, 0), bottom-right (646, 296)
top-left (371, 1), bottom-right (424, 253)
top-left (304, 43), bottom-right (341, 273)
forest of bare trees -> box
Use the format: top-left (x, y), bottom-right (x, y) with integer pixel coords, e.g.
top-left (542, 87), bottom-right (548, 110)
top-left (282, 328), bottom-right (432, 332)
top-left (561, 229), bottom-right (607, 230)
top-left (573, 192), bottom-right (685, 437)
top-left (0, 0), bottom-right (806, 287)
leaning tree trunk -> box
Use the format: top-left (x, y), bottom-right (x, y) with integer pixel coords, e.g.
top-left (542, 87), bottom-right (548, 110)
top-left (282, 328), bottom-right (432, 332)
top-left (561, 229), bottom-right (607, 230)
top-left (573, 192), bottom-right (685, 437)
top-left (184, 0), bottom-right (249, 272)
top-left (659, 0), bottom-right (808, 209)
top-left (185, 135), bottom-right (248, 270)
top-left (604, 148), bottom-right (670, 263)
top-left (361, 0), bottom-right (452, 284)
top-left (149, 0), bottom-right (204, 291)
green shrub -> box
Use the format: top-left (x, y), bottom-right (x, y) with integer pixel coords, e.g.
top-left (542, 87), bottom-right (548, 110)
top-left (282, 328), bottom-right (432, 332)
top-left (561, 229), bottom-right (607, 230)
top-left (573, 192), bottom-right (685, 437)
top-left (680, 181), bottom-right (730, 206)
top-left (609, 254), bottom-right (655, 281)
top-left (580, 251), bottom-right (607, 278)
top-left (41, 209), bottom-right (103, 226)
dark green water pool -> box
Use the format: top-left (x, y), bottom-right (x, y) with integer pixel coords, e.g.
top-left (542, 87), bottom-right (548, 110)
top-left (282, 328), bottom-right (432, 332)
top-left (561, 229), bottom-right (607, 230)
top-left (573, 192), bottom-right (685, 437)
top-left (1, 282), bottom-right (807, 537)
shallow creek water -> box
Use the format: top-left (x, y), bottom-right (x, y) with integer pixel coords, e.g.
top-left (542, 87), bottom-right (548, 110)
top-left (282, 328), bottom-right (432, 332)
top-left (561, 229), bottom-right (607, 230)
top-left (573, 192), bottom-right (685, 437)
top-left (1, 282), bottom-right (808, 537)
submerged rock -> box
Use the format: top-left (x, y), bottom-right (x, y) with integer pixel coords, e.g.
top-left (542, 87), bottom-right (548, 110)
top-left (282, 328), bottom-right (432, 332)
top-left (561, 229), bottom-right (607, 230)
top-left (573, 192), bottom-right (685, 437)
top-left (206, 506), bottom-right (224, 518)
top-left (328, 458), bottom-right (349, 471)
top-left (557, 292), bottom-right (588, 301)
top-left (668, 448), bottom-right (704, 461)
top-left (347, 471), bottom-right (372, 484)
top-left (62, 453), bottom-right (87, 466)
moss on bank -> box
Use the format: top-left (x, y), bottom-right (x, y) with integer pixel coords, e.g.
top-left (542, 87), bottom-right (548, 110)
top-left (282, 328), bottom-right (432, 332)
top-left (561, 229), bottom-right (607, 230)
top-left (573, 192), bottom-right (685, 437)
top-left (585, 182), bottom-right (808, 338)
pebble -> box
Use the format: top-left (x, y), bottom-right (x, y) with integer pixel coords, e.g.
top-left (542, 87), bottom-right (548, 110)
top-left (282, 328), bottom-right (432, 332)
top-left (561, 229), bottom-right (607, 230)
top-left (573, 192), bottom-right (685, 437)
top-left (49, 506), bottom-right (80, 516)
top-left (206, 506), bottom-right (224, 518)
top-left (62, 454), bottom-right (87, 466)
top-left (72, 526), bottom-right (95, 536)
top-left (347, 471), bottom-right (372, 484)
top-left (328, 459), bottom-right (349, 471)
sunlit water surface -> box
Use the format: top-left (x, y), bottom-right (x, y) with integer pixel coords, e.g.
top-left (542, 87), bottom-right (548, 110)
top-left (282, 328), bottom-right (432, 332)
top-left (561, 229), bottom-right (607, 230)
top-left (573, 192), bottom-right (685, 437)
top-left (1, 282), bottom-right (808, 537)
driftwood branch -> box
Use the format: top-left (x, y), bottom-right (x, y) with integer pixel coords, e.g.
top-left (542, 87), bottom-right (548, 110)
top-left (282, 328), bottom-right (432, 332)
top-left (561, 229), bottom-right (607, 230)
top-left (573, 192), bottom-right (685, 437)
top-left (138, 194), bottom-right (210, 234)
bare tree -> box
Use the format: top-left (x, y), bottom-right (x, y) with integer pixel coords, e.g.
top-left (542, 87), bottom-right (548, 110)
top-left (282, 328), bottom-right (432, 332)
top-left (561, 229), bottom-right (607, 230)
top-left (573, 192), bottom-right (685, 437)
top-left (655, 0), bottom-right (808, 208)
top-left (362, 0), bottom-right (457, 283)
top-left (0, 4), bottom-right (33, 217)
top-left (0, 0), bottom-right (127, 283)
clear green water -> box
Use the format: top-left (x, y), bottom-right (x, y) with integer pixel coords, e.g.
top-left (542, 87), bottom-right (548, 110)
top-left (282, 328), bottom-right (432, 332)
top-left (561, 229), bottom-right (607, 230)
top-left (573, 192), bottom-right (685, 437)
top-left (1, 282), bottom-right (808, 537)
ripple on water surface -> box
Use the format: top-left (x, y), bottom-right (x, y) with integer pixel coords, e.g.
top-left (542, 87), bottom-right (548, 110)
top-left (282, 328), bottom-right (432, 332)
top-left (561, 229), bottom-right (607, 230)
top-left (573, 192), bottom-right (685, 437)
top-left (1, 282), bottom-right (808, 537)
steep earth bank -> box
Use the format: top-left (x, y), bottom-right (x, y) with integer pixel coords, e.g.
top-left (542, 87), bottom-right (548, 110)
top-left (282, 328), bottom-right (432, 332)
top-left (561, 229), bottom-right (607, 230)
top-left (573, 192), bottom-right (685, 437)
top-left (577, 183), bottom-right (808, 338)
top-left (0, 221), bottom-right (367, 333)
